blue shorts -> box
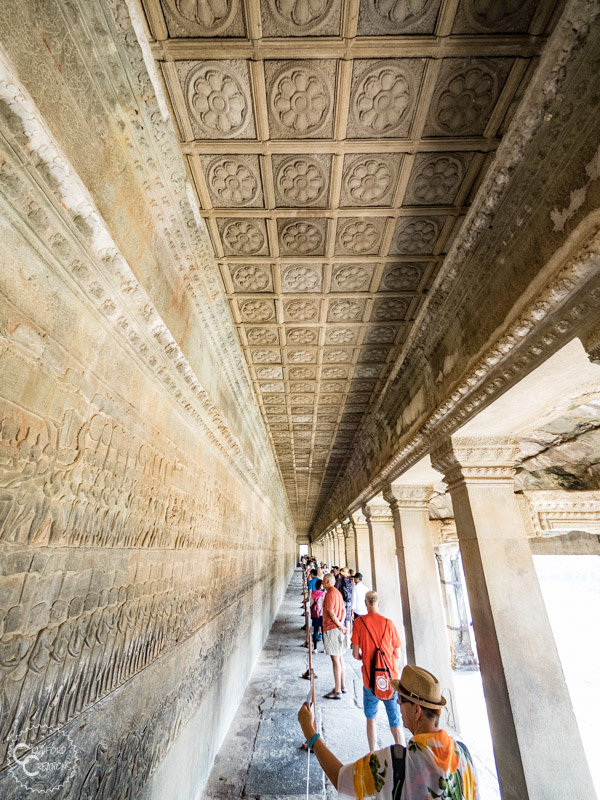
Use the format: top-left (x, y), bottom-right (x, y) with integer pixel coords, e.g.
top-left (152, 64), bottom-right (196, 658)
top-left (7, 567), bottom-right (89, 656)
top-left (362, 685), bottom-right (401, 728)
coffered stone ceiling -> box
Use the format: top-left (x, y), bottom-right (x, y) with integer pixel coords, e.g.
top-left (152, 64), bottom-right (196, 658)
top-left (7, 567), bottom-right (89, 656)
top-left (142, 0), bottom-right (561, 535)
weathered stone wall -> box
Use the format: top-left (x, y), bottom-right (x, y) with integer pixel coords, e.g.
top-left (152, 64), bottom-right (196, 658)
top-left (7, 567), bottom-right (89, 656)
top-left (0, 0), bottom-right (295, 797)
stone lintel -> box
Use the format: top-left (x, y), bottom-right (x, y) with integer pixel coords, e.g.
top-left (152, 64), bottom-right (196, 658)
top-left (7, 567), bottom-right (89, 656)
top-left (430, 436), bottom-right (519, 489)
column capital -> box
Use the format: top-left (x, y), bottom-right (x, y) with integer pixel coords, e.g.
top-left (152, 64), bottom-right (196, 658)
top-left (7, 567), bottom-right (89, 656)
top-left (351, 508), bottom-right (368, 527)
top-left (383, 483), bottom-right (434, 510)
top-left (363, 500), bottom-right (393, 525)
top-left (579, 324), bottom-right (600, 364)
top-left (339, 519), bottom-right (352, 538)
top-left (430, 436), bottom-right (519, 489)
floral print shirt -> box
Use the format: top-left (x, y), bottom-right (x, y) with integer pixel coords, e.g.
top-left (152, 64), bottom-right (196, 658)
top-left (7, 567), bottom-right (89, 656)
top-left (337, 730), bottom-right (478, 800)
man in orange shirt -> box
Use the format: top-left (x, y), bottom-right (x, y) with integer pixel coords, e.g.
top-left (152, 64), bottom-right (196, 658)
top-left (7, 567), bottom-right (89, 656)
top-left (322, 572), bottom-right (347, 699)
top-left (351, 590), bottom-right (405, 751)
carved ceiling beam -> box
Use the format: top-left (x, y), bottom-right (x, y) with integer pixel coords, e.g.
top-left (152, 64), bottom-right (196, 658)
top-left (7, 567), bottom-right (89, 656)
top-left (182, 137), bottom-right (500, 155)
top-left (151, 35), bottom-right (545, 62)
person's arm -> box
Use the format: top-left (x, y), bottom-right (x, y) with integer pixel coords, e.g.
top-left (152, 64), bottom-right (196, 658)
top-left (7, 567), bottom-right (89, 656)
top-left (392, 647), bottom-right (401, 660)
top-left (298, 703), bottom-right (343, 788)
top-left (326, 607), bottom-right (346, 632)
top-left (352, 643), bottom-right (361, 661)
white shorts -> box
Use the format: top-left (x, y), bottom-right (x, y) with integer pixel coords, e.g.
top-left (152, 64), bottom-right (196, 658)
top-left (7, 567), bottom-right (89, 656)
top-left (323, 628), bottom-right (347, 656)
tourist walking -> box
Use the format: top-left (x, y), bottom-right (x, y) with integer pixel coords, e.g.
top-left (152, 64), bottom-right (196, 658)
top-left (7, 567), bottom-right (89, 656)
top-left (352, 573), bottom-right (369, 618)
top-left (351, 591), bottom-right (404, 752)
top-left (310, 578), bottom-right (325, 652)
top-left (298, 664), bottom-right (478, 799)
top-left (321, 573), bottom-right (347, 699)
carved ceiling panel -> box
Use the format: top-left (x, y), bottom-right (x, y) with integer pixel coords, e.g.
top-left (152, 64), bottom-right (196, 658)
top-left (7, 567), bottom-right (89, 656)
top-left (144, 0), bottom-right (560, 535)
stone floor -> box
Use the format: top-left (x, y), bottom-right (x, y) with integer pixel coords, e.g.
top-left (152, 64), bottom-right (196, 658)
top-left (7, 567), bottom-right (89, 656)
top-left (203, 571), bottom-right (500, 800)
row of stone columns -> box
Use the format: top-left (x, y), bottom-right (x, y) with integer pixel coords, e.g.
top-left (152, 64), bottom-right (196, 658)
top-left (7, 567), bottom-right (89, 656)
top-left (311, 435), bottom-right (595, 799)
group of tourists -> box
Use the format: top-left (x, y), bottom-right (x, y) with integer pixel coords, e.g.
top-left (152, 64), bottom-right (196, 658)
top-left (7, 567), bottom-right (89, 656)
top-left (298, 556), bottom-right (478, 799)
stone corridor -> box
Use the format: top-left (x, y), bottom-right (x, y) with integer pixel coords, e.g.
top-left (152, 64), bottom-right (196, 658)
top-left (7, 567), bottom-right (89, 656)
top-left (1, 0), bottom-right (600, 797)
top-left (201, 571), bottom-right (500, 800)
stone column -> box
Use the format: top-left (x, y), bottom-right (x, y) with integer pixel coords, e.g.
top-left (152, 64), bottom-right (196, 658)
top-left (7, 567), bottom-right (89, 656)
top-left (435, 543), bottom-right (478, 671)
top-left (326, 531), bottom-right (334, 566)
top-left (333, 524), bottom-right (344, 566)
top-left (341, 518), bottom-right (356, 571)
top-left (431, 436), bottom-right (595, 800)
top-left (352, 509), bottom-right (373, 586)
top-left (383, 484), bottom-right (459, 731)
top-left (363, 499), bottom-right (403, 636)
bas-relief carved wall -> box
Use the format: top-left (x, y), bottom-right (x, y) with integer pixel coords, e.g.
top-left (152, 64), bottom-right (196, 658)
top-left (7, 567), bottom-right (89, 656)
top-left (0, 1), bottom-right (295, 798)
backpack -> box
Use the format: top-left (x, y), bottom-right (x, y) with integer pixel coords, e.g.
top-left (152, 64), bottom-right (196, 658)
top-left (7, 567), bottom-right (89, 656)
top-left (359, 616), bottom-right (394, 700)
top-left (391, 745), bottom-right (406, 800)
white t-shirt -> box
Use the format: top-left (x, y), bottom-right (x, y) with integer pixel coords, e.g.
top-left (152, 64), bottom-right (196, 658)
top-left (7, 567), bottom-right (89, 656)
top-left (352, 581), bottom-right (369, 616)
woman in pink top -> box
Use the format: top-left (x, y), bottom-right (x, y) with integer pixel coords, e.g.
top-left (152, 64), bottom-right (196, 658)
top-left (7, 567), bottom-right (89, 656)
top-left (310, 579), bottom-right (325, 652)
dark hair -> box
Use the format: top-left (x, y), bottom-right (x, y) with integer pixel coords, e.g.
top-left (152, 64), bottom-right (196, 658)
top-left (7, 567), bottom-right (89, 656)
top-left (315, 579), bottom-right (323, 590)
top-left (354, 573), bottom-right (363, 580)
top-left (310, 568), bottom-right (318, 577)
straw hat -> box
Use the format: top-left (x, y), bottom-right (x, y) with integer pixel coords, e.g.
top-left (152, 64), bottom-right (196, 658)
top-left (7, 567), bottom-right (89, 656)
top-left (391, 665), bottom-right (447, 710)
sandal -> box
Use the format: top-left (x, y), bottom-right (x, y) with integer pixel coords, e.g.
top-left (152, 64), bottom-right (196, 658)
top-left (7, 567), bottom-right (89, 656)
top-left (323, 691), bottom-right (341, 700)
top-left (341, 686), bottom-right (347, 693)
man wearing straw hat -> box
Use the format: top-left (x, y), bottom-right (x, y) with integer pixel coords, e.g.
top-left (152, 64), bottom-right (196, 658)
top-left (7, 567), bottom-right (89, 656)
top-left (298, 664), bottom-right (478, 799)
